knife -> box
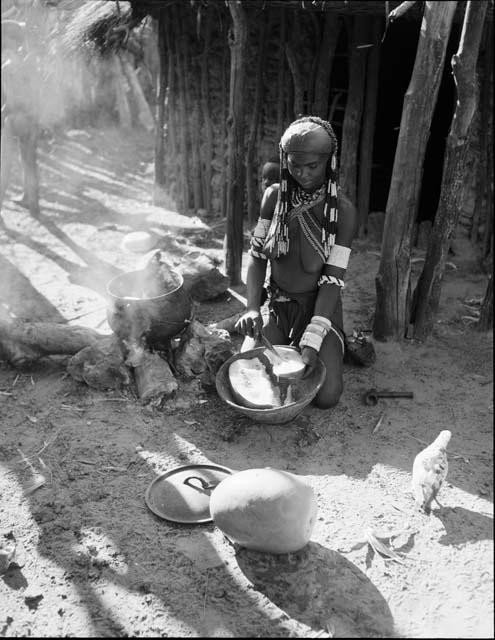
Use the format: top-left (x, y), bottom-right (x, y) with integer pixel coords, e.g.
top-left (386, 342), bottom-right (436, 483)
top-left (259, 333), bottom-right (283, 362)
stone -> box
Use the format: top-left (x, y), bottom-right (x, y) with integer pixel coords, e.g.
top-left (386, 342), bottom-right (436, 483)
top-left (176, 251), bottom-right (229, 301)
top-left (67, 336), bottom-right (130, 390)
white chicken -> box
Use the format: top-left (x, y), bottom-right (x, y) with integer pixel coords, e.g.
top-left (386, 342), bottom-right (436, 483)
top-left (412, 430), bottom-right (451, 514)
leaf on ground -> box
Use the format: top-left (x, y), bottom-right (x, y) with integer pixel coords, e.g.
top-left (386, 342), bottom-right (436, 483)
top-left (24, 476), bottom-right (46, 495)
top-left (365, 528), bottom-right (405, 564)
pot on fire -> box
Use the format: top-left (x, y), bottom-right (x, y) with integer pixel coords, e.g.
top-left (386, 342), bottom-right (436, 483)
top-left (106, 267), bottom-right (192, 348)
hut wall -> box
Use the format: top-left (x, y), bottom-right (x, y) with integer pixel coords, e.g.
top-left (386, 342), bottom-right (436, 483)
top-left (144, 0), bottom-right (492, 262)
top-left (155, 3), bottom-right (351, 217)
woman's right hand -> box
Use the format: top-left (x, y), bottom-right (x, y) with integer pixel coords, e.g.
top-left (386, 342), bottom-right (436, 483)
top-left (235, 309), bottom-right (263, 338)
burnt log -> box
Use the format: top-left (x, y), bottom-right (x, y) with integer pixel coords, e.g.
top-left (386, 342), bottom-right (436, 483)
top-left (127, 343), bottom-right (178, 405)
top-left (0, 308), bottom-right (105, 368)
top-left (208, 312), bottom-right (244, 334)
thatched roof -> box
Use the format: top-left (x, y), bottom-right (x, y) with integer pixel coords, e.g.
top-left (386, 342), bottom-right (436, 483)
top-left (47, 0), bottom-right (493, 58)
top-left (57, 0), bottom-right (149, 57)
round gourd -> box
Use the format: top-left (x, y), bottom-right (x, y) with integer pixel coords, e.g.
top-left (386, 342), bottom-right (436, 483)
top-left (209, 468), bottom-right (317, 553)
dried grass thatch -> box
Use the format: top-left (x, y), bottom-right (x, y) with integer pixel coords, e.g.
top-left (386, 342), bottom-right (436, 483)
top-left (59, 0), bottom-right (144, 58)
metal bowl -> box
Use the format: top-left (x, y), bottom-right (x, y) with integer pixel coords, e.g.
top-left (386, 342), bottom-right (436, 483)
top-left (263, 345), bottom-right (306, 381)
top-left (215, 347), bottom-right (326, 425)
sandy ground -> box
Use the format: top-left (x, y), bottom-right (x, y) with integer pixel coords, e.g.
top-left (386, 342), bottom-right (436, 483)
top-left (0, 128), bottom-right (493, 638)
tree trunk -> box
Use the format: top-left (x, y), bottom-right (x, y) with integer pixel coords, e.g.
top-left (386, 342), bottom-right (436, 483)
top-left (312, 12), bottom-right (340, 119)
top-left (412, 1), bottom-right (487, 341)
top-left (373, 1), bottom-right (457, 341)
top-left (112, 54), bottom-right (132, 129)
top-left (357, 17), bottom-right (381, 235)
top-left (153, 11), bottom-right (167, 206)
top-left (275, 8), bottom-right (287, 142)
top-left (120, 52), bottom-right (155, 132)
top-left (476, 275), bottom-right (493, 332)
top-left (246, 15), bottom-right (269, 229)
top-left (340, 15), bottom-right (368, 204)
top-left (225, 1), bottom-right (248, 285)
top-left (199, 11), bottom-right (213, 215)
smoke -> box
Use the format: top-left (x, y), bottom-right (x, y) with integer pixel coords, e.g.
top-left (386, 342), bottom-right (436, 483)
top-left (1, 1), bottom-right (107, 131)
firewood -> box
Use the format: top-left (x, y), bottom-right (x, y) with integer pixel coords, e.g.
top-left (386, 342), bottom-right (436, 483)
top-left (127, 343), bottom-right (178, 404)
top-left (208, 312), bottom-right (244, 334)
top-left (0, 308), bottom-right (105, 368)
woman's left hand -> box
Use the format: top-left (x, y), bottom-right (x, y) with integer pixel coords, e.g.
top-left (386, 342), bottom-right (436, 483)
top-left (301, 346), bottom-right (318, 378)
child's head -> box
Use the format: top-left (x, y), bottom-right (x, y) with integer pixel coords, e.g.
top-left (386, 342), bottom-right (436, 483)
top-left (261, 158), bottom-right (280, 192)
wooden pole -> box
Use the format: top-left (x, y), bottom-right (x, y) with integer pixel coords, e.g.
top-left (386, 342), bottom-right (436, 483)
top-left (470, 38), bottom-right (488, 246)
top-left (246, 14), bottom-right (269, 229)
top-left (285, 15), bottom-right (304, 119)
top-left (482, 22), bottom-right (493, 261)
top-left (372, 1), bottom-right (457, 341)
top-left (179, 10), bottom-right (202, 212)
top-left (220, 43), bottom-right (229, 219)
top-left (357, 17), bottom-right (381, 236)
top-left (476, 275), bottom-right (493, 332)
top-left (307, 13), bottom-right (321, 111)
top-left (165, 13), bottom-right (179, 205)
top-left (173, 4), bottom-right (190, 211)
top-left (340, 15), bottom-right (368, 205)
top-left (412, 0), bottom-right (488, 341)
top-left (199, 10), bottom-right (213, 214)
top-left (312, 12), bottom-right (339, 120)
top-left (275, 7), bottom-right (287, 142)
top-left (225, 0), bottom-right (248, 285)
top-left (153, 10), bottom-right (167, 206)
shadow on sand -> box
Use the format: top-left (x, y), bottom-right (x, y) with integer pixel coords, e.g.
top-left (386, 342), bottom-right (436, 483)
top-left (235, 541), bottom-right (396, 637)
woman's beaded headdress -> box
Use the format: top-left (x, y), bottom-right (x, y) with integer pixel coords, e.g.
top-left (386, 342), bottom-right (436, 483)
top-left (270, 115), bottom-right (338, 257)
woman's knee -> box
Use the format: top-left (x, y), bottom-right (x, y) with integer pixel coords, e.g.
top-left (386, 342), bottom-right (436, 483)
top-left (313, 377), bottom-right (343, 409)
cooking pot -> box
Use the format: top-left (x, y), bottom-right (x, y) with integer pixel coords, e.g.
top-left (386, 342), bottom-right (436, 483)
top-left (106, 267), bottom-right (192, 348)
